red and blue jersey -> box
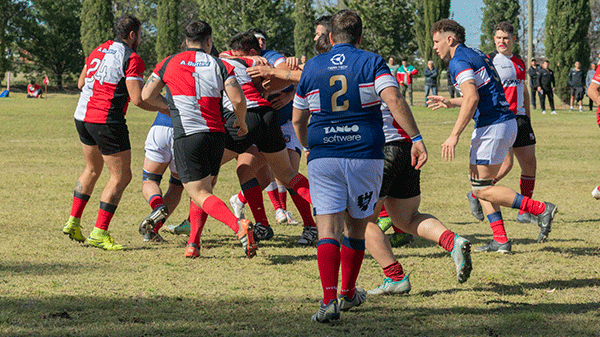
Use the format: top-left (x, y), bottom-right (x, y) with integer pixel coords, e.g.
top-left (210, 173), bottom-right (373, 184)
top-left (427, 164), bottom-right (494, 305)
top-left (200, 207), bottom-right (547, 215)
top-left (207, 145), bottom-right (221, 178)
top-left (74, 40), bottom-right (145, 124)
top-left (449, 44), bottom-right (514, 128)
top-left (294, 43), bottom-right (397, 162)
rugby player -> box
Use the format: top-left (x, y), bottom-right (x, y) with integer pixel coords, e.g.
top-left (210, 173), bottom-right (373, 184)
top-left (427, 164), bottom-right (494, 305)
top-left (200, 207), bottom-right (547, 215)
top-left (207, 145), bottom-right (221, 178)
top-left (427, 19), bottom-right (557, 249)
top-left (465, 22), bottom-right (540, 252)
top-left (140, 20), bottom-right (257, 259)
top-left (294, 10), bottom-right (426, 323)
top-left (63, 15), bottom-right (168, 250)
top-left (586, 52), bottom-right (600, 199)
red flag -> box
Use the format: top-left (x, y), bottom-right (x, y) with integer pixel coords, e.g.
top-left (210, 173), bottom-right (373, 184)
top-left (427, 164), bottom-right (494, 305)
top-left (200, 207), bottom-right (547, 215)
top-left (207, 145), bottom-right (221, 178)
top-left (43, 76), bottom-right (49, 85)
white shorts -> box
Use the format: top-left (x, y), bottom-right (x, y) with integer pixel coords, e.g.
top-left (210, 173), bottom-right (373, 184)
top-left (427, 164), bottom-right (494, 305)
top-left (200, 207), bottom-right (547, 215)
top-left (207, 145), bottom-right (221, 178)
top-left (308, 157), bottom-right (384, 219)
top-left (470, 119), bottom-right (517, 166)
top-left (281, 121), bottom-right (302, 154)
top-left (144, 125), bottom-right (177, 174)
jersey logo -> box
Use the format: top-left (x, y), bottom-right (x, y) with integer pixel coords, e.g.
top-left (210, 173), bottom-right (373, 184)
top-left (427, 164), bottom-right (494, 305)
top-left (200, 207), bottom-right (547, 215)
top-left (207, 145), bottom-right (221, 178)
top-left (180, 60), bottom-right (211, 67)
top-left (323, 125), bottom-right (359, 134)
top-left (330, 54), bottom-right (345, 66)
top-left (357, 191), bottom-right (373, 212)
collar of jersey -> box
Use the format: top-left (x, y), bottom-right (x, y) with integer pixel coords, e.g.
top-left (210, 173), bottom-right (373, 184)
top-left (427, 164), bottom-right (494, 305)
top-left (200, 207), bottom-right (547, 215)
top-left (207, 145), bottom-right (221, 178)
top-left (187, 47), bottom-right (207, 53)
top-left (332, 43), bottom-right (355, 50)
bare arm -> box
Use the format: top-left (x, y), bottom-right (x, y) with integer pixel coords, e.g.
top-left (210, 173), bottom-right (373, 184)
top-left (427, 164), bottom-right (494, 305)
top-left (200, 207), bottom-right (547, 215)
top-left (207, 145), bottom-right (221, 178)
top-left (139, 75), bottom-right (170, 115)
top-left (262, 62), bottom-right (295, 92)
top-left (292, 107), bottom-right (310, 148)
top-left (523, 85), bottom-right (531, 118)
top-left (442, 79), bottom-right (478, 161)
top-left (246, 65), bottom-right (302, 84)
top-left (224, 77), bottom-right (248, 136)
top-left (77, 65), bottom-right (86, 90)
top-left (379, 86), bottom-right (428, 169)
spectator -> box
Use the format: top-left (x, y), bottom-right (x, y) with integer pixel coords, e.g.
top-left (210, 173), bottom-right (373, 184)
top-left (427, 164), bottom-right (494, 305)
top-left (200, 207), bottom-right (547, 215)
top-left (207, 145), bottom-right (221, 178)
top-left (568, 61), bottom-right (585, 111)
top-left (446, 71), bottom-right (456, 98)
top-left (387, 56), bottom-right (399, 78)
top-left (396, 60), bottom-right (417, 105)
top-left (528, 59), bottom-right (541, 109)
top-left (26, 80), bottom-right (42, 98)
top-left (537, 60), bottom-right (556, 114)
top-left (424, 60), bottom-right (438, 106)
top-left (300, 54), bottom-right (307, 64)
top-left (586, 62), bottom-right (596, 111)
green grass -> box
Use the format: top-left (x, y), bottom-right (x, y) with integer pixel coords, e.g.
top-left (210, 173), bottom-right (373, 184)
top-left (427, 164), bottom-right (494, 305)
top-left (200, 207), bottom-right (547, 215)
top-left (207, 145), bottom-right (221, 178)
top-left (1, 92), bottom-right (599, 336)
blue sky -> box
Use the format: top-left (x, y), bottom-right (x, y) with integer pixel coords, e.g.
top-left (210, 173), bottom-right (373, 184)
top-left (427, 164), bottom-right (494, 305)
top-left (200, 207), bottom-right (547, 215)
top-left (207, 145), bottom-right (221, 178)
top-left (450, 0), bottom-right (548, 48)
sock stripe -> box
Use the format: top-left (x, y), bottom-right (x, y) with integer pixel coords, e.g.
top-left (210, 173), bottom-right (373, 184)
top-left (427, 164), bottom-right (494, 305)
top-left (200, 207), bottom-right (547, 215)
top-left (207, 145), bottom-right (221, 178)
top-left (317, 238), bottom-right (340, 248)
top-left (99, 201), bottom-right (117, 214)
top-left (486, 211), bottom-right (503, 223)
top-left (241, 178), bottom-right (260, 191)
top-left (74, 191), bottom-right (91, 202)
top-left (342, 236), bottom-right (365, 250)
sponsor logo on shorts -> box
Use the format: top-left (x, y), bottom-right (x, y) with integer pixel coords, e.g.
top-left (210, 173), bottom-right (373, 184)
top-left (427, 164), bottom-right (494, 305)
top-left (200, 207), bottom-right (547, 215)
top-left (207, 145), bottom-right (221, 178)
top-left (529, 133), bottom-right (535, 140)
top-left (357, 191), bottom-right (373, 211)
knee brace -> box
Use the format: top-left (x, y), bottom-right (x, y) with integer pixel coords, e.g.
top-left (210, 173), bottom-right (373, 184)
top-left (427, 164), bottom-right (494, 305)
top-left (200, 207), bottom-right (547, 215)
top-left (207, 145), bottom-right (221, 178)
top-left (142, 169), bottom-right (163, 184)
top-left (169, 174), bottom-right (183, 187)
top-left (470, 176), bottom-right (494, 190)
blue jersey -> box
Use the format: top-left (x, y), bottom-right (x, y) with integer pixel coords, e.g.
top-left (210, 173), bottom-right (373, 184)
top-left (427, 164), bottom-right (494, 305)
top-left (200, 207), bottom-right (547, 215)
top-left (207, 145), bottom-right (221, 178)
top-left (448, 44), bottom-right (514, 128)
top-left (293, 43), bottom-right (397, 162)
top-left (262, 49), bottom-right (294, 125)
top-left (151, 111), bottom-right (172, 128)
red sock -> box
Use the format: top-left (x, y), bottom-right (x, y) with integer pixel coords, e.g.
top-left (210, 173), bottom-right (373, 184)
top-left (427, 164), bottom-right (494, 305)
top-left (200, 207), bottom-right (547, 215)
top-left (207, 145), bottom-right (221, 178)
top-left (188, 200), bottom-right (208, 246)
top-left (392, 226), bottom-right (405, 234)
top-left (202, 195), bottom-right (239, 233)
top-left (241, 178), bottom-right (269, 226)
top-left (265, 182), bottom-right (282, 210)
top-left (519, 175), bottom-right (535, 214)
top-left (288, 173), bottom-right (311, 204)
top-left (438, 230), bottom-right (456, 252)
top-left (340, 237), bottom-right (365, 299)
top-left (149, 194), bottom-right (164, 210)
top-left (317, 238), bottom-right (341, 305)
top-left (278, 185), bottom-right (287, 210)
top-left (289, 189), bottom-right (316, 227)
top-left (520, 196), bottom-right (546, 215)
top-left (70, 192), bottom-right (90, 218)
top-left (379, 205), bottom-right (389, 218)
top-left (237, 190), bottom-right (247, 204)
top-left (382, 261), bottom-right (405, 281)
top-left (94, 202), bottom-right (116, 231)
top-left (490, 220), bottom-right (508, 243)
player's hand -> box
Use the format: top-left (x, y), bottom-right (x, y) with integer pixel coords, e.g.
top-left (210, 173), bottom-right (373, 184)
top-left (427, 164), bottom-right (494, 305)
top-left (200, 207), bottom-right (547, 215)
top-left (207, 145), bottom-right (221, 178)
top-left (410, 140), bottom-right (428, 170)
top-left (269, 90), bottom-right (295, 110)
top-left (286, 57), bottom-right (300, 70)
top-left (247, 65), bottom-right (274, 79)
top-left (159, 108), bottom-right (171, 117)
top-left (233, 118), bottom-right (248, 137)
top-left (427, 95), bottom-right (452, 110)
top-left (441, 135), bottom-right (459, 161)
top-left (246, 55), bottom-right (269, 65)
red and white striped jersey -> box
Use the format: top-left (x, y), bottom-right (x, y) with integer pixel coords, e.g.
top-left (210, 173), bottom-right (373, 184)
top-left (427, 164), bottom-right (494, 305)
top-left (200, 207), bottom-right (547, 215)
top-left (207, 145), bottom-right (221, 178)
top-left (220, 57), bottom-right (271, 112)
top-left (152, 48), bottom-right (235, 139)
top-left (381, 102), bottom-right (410, 143)
top-left (489, 52), bottom-right (526, 115)
top-left (74, 40), bottom-right (145, 124)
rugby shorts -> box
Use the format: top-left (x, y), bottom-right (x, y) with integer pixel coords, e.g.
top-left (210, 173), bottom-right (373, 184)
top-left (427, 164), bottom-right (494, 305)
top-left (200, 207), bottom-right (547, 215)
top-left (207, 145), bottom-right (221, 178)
top-left (470, 119), bottom-right (517, 166)
top-left (144, 125), bottom-right (177, 174)
top-left (224, 106), bottom-right (286, 154)
top-left (75, 119), bottom-right (130, 155)
top-left (308, 157), bottom-right (383, 219)
top-left (571, 87), bottom-right (585, 101)
top-left (280, 121), bottom-right (302, 155)
top-left (174, 132), bottom-right (224, 183)
top-left (380, 141), bottom-right (421, 199)
top-left (512, 115), bottom-right (536, 148)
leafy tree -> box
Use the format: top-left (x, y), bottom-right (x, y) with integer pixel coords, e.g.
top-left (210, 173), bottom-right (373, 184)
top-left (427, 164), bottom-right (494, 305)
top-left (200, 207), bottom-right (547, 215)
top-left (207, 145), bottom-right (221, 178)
top-left (80, 0), bottom-right (113, 56)
top-left (156, 0), bottom-right (180, 59)
top-left (545, 0), bottom-right (591, 102)
top-left (21, 0), bottom-right (84, 89)
top-left (325, 0), bottom-right (416, 60)
top-left (480, 0), bottom-right (521, 55)
top-left (0, 0), bottom-right (31, 83)
top-left (589, 0), bottom-right (600, 59)
top-left (413, 0), bottom-right (450, 82)
top-left (294, 0), bottom-right (315, 59)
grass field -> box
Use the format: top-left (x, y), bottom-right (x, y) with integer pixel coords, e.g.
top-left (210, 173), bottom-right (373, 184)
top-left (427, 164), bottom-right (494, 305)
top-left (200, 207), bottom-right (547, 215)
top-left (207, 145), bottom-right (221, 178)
top-left (1, 92), bottom-right (599, 336)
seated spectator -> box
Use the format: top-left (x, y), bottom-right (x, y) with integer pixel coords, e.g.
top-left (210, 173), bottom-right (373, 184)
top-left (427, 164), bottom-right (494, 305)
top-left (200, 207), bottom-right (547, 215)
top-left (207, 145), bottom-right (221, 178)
top-left (27, 80), bottom-right (42, 98)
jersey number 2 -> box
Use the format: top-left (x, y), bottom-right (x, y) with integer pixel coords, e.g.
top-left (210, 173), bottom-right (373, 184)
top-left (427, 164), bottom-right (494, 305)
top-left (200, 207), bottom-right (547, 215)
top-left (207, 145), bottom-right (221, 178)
top-left (330, 75), bottom-right (349, 112)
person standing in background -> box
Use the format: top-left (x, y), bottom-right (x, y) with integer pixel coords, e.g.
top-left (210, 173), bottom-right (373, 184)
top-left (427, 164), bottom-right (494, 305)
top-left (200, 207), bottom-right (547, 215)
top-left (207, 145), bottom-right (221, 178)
top-left (397, 60), bottom-right (417, 106)
top-left (424, 60), bottom-right (438, 106)
top-left (528, 59), bottom-right (541, 110)
top-left (387, 57), bottom-right (399, 78)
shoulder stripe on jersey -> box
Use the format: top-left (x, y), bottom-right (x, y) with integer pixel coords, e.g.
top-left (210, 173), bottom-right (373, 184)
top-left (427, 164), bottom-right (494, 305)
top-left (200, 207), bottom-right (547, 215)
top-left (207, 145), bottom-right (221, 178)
top-left (158, 54), bottom-right (178, 80)
top-left (375, 73), bottom-right (393, 81)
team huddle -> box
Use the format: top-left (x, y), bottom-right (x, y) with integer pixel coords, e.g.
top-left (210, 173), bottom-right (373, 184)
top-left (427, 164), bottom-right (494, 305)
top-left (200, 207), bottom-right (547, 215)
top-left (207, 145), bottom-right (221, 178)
top-left (61, 11), bottom-right (558, 324)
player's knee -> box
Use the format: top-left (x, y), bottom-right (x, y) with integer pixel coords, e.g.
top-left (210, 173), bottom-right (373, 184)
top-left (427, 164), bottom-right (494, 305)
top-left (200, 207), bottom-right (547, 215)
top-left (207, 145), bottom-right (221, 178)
top-left (470, 176), bottom-right (494, 198)
top-left (142, 170), bottom-right (163, 184)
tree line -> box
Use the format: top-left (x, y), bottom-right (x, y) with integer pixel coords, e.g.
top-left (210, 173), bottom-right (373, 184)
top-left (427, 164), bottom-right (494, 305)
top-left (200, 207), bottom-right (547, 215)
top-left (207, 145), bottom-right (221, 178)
top-left (0, 0), bottom-right (596, 102)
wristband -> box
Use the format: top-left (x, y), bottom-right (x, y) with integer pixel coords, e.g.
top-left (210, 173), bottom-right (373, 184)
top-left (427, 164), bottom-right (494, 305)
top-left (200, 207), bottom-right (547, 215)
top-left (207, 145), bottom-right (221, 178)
top-left (411, 134), bottom-right (423, 142)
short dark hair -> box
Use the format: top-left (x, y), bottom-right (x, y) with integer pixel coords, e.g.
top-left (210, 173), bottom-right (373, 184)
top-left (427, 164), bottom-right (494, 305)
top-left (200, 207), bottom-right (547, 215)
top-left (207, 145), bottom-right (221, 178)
top-left (30, 80), bottom-right (35, 85)
top-left (531, 59), bottom-right (537, 63)
top-left (543, 60), bottom-right (549, 64)
top-left (230, 31), bottom-right (261, 54)
top-left (495, 21), bottom-right (515, 36)
top-left (331, 9), bottom-right (362, 45)
top-left (431, 19), bottom-right (466, 44)
top-left (185, 20), bottom-right (212, 44)
top-left (315, 34), bottom-right (331, 54)
top-left (315, 15), bottom-right (332, 32)
top-left (249, 28), bottom-right (268, 41)
top-left (114, 15), bottom-right (141, 40)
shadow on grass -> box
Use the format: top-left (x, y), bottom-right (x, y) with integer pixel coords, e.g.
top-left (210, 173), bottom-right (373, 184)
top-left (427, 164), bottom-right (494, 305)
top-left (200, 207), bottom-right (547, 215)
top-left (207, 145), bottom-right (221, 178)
top-left (0, 262), bottom-right (89, 276)
top-left (1, 293), bottom-right (598, 336)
